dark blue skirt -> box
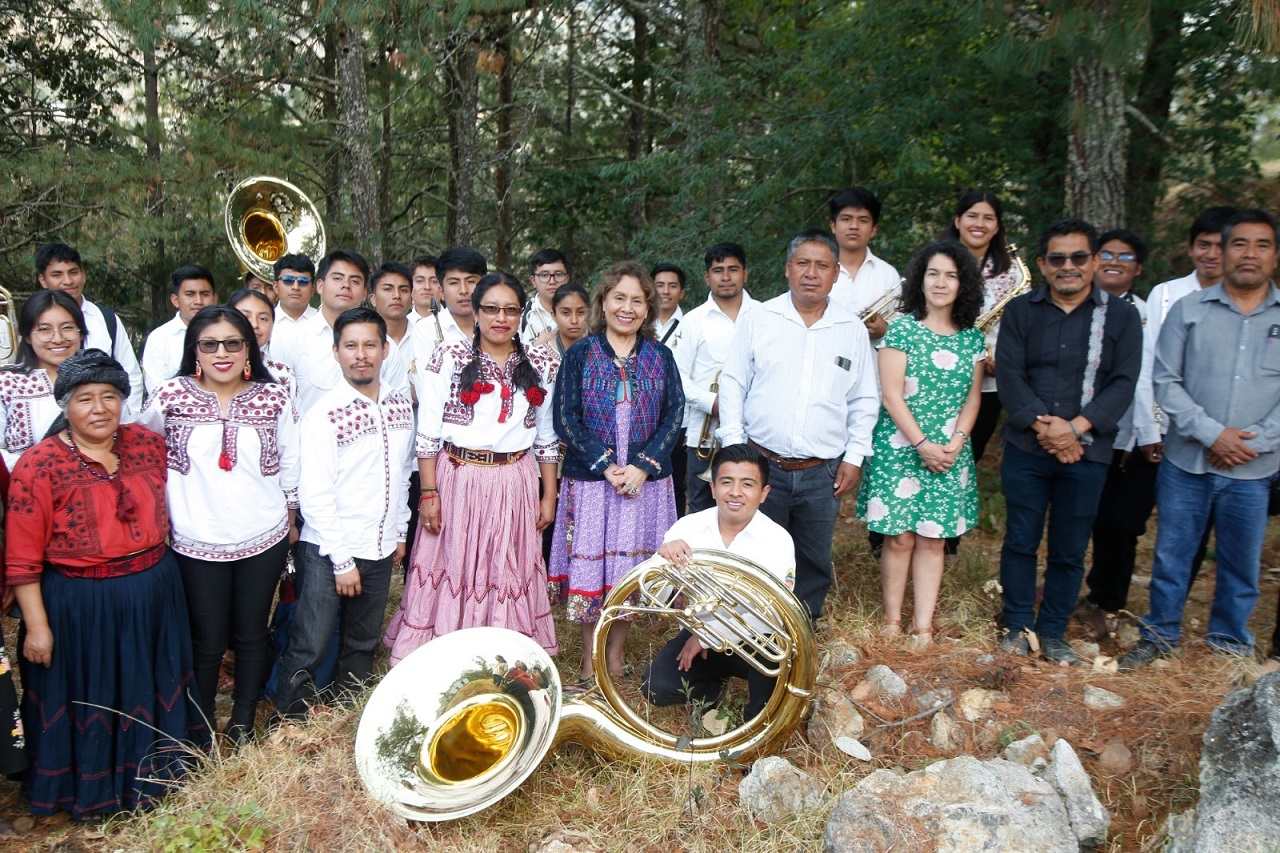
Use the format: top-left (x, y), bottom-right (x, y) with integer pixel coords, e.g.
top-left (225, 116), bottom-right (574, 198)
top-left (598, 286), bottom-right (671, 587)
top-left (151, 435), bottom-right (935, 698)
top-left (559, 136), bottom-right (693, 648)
top-left (20, 550), bottom-right (211, 818)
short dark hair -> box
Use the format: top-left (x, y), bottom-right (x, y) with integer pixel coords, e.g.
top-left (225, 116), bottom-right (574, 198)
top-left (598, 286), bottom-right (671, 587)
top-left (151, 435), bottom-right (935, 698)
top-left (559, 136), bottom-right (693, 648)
top-left (8, 290), bottom-right (86, 373)
top-left (35, 242), bottom-right (82, 276)
top-left (170, 264), bottom-right (216, 296)
top-left (828, 187), bottom-right (883, 225)
top-left (370, 261), bottom-right (414, 290)
top-left (900, 240), bottom-right (985, 329)
top-left (650, 263), bottom-right (687, 289)
top-left (529, 248), bottom-right (569, 273)
top-left (177, 305), bottom-right (275, 384)
top-left (1221, 209), bottom-right (1280, 246)
top-left (412, 254), bottom-right (437, 273)
top-left (1098, 228), bottom-right (1149, 265)
top-left (786, 229), bottom-right (839, 265)
top-left (1189, 206), bottom-right (1239, 245)
top-left (704, 243), bottom-right (747, 271)
top-left (332, 306), bottom-right (387, 346)
top-left (1037, 218), bottom-right (1099, 257)
top-left (436, 247), bottom-right (488, 280)
top-left (227, 287), bottom-right (274, 314)
top-left (710, 443), bottom-right (769, 487)
top-left (317, 249), bottom-right (370, 282)
top-left (552, 282), bottom-right (590, 310)
top-left (274, 253), bottom-right (315, 278)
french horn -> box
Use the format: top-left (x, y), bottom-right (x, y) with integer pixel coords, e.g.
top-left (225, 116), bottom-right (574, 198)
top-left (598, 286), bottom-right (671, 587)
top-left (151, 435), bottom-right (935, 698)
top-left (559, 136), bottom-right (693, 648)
top-left (223, 176), bottom-right (326, 283)
top-left (355, 550), bottom-right (816, 821)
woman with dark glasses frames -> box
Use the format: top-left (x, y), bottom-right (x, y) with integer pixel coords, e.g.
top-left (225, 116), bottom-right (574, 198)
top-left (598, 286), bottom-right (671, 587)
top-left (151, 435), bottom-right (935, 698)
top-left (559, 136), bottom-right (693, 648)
top-left (136, 305), bottom-right (299, 745)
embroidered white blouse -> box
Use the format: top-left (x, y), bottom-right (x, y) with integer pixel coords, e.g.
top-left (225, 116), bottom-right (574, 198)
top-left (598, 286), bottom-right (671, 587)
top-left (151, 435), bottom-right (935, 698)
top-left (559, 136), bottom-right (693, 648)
top-left (0, 368), bottom-right (60, 469)
top-left (136, 377), bottom-right (300, 561)
top-left (416, 340), bottom-right (561, 463)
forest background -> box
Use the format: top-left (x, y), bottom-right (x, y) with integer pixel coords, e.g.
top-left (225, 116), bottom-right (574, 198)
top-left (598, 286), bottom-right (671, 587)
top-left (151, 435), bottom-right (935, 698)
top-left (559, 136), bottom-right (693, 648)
top-left (3, 0), bottom-right (1280, 335)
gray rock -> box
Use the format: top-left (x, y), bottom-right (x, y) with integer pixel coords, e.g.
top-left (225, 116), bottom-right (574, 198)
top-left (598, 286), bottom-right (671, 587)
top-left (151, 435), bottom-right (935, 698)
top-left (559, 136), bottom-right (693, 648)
top-left (529, 831), bottom-right (602, 853)
top-left (1166, 674), bottom-right (1280, 853)
top-left (1003, 733), bottom-right (1048, 768)
top-left (1097, 738), bottom-right (1132, 776)
top-left (822, 639), bottom-right (861, 670)
top-left (914, 687), bottom-right (955, 713)
top-left (929, 710), bottom-right (963, 752)
top-left (823, 755), bottom-right (1076, 853)
top-left (1073, 640), bottom-right (1100, 660)
top-left (808, 688), bottom-right (866, 749)
top-left (739, 755), bottom-right (830, 823)
top-left (957, 688), bottom-right (1006, 723)
top-left (864, 664), bottom-right (907, 699)
top-left (975, 653), bottom-right (996, 664)
top-left (1082, 685), bottom-right (1125, 710)
top-left (1043, 739), bottom-right (1111, 848)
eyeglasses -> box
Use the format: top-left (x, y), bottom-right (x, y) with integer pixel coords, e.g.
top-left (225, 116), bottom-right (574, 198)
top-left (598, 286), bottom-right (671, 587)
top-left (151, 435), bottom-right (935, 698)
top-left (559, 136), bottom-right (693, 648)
top-left (1043, 251), bottom-right (1095, 269)
top-left (195, 338), bottom-right (247, 354)
top-left (478, 304), bottom-right (522, 317)
top-left (1097, 251), bottom-right (1137, 263)
top-left (278, 276), bottom-right (312, 287)
top-left (533, 271), bottom-right (569, 284)
top-left (33, 324), bottom-right (82, 341)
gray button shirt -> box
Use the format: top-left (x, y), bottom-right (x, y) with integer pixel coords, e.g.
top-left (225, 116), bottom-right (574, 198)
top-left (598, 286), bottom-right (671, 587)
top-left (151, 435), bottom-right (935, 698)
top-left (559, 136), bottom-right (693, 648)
top-left (1154, 282), bottom-right (1280, 480)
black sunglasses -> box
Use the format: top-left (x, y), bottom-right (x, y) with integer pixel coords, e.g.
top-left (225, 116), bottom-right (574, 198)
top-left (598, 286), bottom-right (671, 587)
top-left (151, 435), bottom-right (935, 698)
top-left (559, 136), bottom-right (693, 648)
top-left (196, 338), bottom-right (247, 354)
top-left (1043, 251), bottom-right (1095, 269)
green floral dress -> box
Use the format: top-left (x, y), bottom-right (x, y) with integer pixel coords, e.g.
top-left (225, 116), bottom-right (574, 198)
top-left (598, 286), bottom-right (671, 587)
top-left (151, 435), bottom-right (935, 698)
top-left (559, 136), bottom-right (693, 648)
top-left (857, 317), bottom-right (985, 538)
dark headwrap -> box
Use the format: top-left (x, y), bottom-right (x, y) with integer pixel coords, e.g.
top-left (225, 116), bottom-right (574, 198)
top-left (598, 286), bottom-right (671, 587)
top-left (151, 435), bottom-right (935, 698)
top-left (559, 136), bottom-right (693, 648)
top-left (43, 348), bottom-right (131, 440)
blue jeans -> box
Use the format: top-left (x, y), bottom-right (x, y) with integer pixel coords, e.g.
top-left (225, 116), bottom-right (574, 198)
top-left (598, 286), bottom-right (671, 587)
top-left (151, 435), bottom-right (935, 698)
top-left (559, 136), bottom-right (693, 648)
top-left (758, 458), bottom-right (841, 619)
top-left (275, 541), bottom-right (394, 718)
top-left (1141, 462), bottom-right (1271, 653)
top-left (1000, 443), bottom-right (1109, 640)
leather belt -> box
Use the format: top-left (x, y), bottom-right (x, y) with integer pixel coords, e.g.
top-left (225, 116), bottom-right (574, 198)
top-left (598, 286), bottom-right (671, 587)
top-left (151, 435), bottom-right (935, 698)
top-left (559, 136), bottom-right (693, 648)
top-left (443, 442), bottom-right (527, 467)
top-left (748, 440), bottom-right (825, 471)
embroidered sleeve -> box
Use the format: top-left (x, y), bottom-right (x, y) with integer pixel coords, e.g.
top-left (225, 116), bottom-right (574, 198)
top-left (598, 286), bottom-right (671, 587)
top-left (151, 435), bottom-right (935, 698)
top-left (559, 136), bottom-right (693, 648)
top-left (416, 347), bottom-right (453, 459)
top-left (3, 445), bottom-right (55, 585)
top-left (276, 389), bottom-right (302, 510)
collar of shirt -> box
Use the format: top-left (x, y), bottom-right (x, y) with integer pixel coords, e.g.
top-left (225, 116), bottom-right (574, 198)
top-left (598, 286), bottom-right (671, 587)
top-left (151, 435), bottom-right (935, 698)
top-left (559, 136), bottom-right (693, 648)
top-left (764, 291), bottom-right (855, 331)
top-left (1200, 281), bottom-right (1280, 311)
top-left (839, 246), bottom-right (890, 282)
top-left (667, 507), bottom-right (795, 586)
top-left (702, 290), bottom-right (757, 321)
top-left (1029, 281), bottom-right (1108, 308)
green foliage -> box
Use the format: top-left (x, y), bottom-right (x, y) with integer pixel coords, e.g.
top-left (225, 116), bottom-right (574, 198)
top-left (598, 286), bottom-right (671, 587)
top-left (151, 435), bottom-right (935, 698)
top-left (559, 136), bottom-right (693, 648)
top-left (149, 801), bottom-right (271, 851)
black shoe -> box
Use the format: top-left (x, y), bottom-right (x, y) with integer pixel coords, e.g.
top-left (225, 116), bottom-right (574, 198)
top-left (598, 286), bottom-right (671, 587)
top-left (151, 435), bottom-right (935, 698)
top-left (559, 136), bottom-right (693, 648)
top-left (999, 633), bottom-right (1030, 656)
top-left (1040, 637), bottom-right (1082, 666)
top-left (1118, 638), bottom-right (1169, 671)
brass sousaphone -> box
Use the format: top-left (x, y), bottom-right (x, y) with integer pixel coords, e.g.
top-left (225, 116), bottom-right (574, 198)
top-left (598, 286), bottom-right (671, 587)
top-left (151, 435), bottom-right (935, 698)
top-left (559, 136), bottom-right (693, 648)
top-left (223, 176), bottom-right (326, 283)
top-left (355, 550), bottom-right (817, 821)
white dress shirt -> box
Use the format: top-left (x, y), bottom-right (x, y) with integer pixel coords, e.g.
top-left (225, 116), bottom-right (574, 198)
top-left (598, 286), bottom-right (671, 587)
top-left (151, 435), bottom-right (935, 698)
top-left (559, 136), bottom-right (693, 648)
top-left (274, 303), bottom-right (317, 327)
top-left (271, 311), bottom-right (403, 415)
top-left (142, 313), bottom-right (188, 395)
top-left (1111, 291), bottom-right (1148, 452)
top-left (1131, 272), bottom-right (1203, 446)
top-left (137, 377), bottom-right (300, 560)
top-left (655, 305), bottom-right (684, 346)
top-left (664, 507), bottom-right (795, 588)
top-left (382, 328), bottom-right (415, 400)
top-left (416, 340), bottom-right (561, 462)
top-left (674, 292), bottom-right (758, 448)
top-left (829, 248), bottom-right (900, 319)
top-left (299, 381), bottom-right (415, 573)
top-left (81, 298), bottom-right (144, 414)
top-left (717, 293), bottom-right (880, 466)
top-left (520, 298), bottom-right (557, 341)
top-left (409, 309), bottom-right (470, 404)
top-left (0, 368), bottom-right (59, 469)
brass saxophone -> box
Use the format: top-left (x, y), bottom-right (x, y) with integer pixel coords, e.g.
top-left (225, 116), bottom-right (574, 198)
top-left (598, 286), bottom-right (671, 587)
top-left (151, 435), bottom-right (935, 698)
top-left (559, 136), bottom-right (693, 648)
top-left (974, 244), bottom-right (1032, 333)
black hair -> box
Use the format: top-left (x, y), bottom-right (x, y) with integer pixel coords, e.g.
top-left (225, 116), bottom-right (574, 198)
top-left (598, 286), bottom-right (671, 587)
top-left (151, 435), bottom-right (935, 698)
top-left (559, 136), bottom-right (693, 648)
top-left (413, 254), bottom-right (438, 272)
top-left (1189, 206), bottom-right (1239, 245)
top-left (529, 248), bottom-right (569, 273)
top-left (1037, 218), bottom-right (1099, 257)
top-left (1221, 209), bottom-right (1280, 246)
top-left (35, 242), bottom-right (82, 277)
top-left (176, 305), bottom-right (276, 383)
top-left (704, 243), bottom-right (747, 271)
top-left (317, 249), bottom-right (370, 282)
top-left (552, 282), bottom-right (590, 310)
top-left (274, 253), bottom-right (316, 278)
top-left (228, 287), bottom-right (275, 314)
top-left (170, 264), bottom-right (216, 296)
top-left (457, 272), bottom-right (544, 397)
top-left (243, 271), bottom-right (268, 287)
top-left (650, 263), bottom-right (687, 289)
top-left (436, 247), bottom-right (488, 279)
top-left (6, 290), bottom-right (86, 373)
top-left (370, 261), bottom-right (414, 290)
top-left (332, 306), bottom-right (387, 345)
top-left (1098, 228), bottom-right (1150, 265)
top-left (942, 190), bottom-right (1010, 277)
top-left (786, 229), bottom-right (840, 265)
top-left (710, 443), bottom-right (770, 487)
top-left (828, 187), bottom-right (883, 225)
top-left (899, 240), bottom-right (985, 329)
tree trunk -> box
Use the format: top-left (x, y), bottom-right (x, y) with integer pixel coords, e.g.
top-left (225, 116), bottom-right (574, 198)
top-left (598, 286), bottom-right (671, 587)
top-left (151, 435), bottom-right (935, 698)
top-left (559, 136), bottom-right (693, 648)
top-left (322, 23), bottom-right (342, 226)
top-left (495, 28), bottom-right (515, 270)
top-left (142, 41), bottom-right (167, 325)
top-left (1125, 0), bottom-right (1186, 241)
top-left (444, 23), bottom-right (480, 247)
top-left (378, 43), bottom-right (393, 258)
top-left (338, 25), bottom-right (380, 259)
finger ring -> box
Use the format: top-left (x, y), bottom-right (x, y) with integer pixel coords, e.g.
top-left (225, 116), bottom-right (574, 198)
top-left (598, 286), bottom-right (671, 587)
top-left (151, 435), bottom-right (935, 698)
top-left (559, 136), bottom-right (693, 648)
top-left (628, 486), bottom-right (638, 495)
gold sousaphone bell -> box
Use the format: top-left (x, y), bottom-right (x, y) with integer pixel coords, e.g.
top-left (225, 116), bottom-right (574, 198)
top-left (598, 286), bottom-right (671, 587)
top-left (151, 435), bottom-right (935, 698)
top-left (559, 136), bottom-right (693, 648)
top-left (223, 176), bottom-right (326, 283)
top-left (355, 550), bottom-right (817, 821)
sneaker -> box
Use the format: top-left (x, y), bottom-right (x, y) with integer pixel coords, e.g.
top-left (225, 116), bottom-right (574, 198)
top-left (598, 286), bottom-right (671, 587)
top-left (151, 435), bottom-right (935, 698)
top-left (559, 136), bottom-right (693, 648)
top-left (1040, 637), bottom-right (1082, 666)
top-left (999, 633), bottom-right (1030, 656)
top-left (1118, 638), bottom-right (1169, 671)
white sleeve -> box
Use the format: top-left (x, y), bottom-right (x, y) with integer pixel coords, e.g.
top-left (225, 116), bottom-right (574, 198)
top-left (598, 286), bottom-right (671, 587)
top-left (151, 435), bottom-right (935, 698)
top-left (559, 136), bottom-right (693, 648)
top-left (1131, 285), bottom-right (1163, 446)
top-left (113, 319), bottom-right (145, 415)
top-left (133, 386), bottom-right (166, 436)
top-left (533, 362), bottom-right (561, 463)
top-left (675, 316), bottom-right (714, 416)
top-left (298, 407), bottom-right (354, 574)
top-left (843, 325), bottom-right (881, 466)
top-left (715, 313), bottom-right (753, 447)
top-left (0, 397), bottom-right (15, 471)
top-left (276, 394), bottom-right (301, 509)
top-left (415, 346), bottom-right (449, 459)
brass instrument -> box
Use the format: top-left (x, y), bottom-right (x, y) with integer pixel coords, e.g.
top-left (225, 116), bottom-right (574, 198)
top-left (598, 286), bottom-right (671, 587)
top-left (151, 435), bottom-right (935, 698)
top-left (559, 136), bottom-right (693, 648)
top-left (694, 371), bottom-right (721, 482)
top-left (355, 550), bottom-right (816, 822)
top-left (974, 244), bottom-right (1032, 333)
top-left (224, 176), bottom-right (326, 283)
top-left (858, 283), bottom-right (901, 322)
top-left (0, 285), bottom-right (17, 361)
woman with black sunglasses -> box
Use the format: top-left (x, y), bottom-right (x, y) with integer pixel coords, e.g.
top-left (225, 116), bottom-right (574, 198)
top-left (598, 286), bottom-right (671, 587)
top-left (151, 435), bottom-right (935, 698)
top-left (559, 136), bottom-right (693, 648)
top-left (136, 305), bottom-right (299, 745)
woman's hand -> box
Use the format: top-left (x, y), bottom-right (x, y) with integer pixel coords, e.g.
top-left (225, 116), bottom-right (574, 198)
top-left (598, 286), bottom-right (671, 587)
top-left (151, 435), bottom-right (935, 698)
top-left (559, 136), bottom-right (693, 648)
top-left (536, 493), bottom-right (557, 532)
top-left (421, 492), bottom-right (443, 535)
top-left (916, 441), bottom-right (955, 474)
top-left (944, 434), bottom-right (967, 457)
top-left (24, 623), bottom-right (53, 667)
top-left (611, 464), bottom-right (649, 498)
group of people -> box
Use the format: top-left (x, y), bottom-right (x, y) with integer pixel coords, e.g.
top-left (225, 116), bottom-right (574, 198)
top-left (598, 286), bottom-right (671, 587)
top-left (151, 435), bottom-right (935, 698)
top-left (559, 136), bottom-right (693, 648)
top-left (0, 184), bottom-right (1278, 823)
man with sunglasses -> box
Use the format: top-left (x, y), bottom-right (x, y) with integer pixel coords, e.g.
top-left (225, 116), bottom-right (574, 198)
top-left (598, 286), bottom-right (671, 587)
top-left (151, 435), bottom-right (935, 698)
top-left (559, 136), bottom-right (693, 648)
top-left (521, 248), bottom-right (570, 341)
top-left (994, 219), bottom-right (1142, 665)
top-left (273, 254), bottom-right (318, 330)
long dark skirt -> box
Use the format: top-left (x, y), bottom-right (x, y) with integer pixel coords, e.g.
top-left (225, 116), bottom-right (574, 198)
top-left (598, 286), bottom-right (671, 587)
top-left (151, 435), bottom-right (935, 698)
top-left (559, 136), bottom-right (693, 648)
top-left (20, 551), bottom-right (210, 818)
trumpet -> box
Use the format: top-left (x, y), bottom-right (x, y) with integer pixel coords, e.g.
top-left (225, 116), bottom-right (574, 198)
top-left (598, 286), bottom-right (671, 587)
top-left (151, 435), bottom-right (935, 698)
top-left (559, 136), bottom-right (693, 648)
top-left (859, 283), bottom-right (901, 322)
top-left (694, 371), bottom-right (721, 483)
top-left (974, 244), bottom-right (1032, 333)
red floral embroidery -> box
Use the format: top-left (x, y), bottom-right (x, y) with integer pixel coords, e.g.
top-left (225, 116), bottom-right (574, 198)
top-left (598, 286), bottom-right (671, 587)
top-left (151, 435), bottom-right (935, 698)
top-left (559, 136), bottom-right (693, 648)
top-left (525, 387), bottom-right (547, 407)
top-left (459, 380), bottom-right (495, 406)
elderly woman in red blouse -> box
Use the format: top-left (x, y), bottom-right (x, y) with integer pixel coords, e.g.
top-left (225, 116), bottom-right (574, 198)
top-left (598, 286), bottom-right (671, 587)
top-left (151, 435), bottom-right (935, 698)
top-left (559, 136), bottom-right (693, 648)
top-left (4, 349), bottom-right (208, 821)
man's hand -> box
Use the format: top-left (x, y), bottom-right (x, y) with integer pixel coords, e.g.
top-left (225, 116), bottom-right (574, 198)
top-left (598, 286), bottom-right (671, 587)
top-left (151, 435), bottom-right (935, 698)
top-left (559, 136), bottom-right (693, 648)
top-left (335, 566), bottom-right (362, 597)
top-left (1138, 442), bottom-right (1164, 465)
top-left (1208, 428), bottom-right (1259, 469)
top-left (864, 313), bottom-right (889, 341)
top-left (393, 542), bottom-right (406, 568)
top-left (1050, 442), bottom-right (1085, 464)
top-left (833, 461), bottom-right (862, 498)
top-left (1035, 415), bottom-right (1082, 453)
top-left (676, 635), bottom-right (708, 671)
top-left (657, 539), bottom-right (693, 567)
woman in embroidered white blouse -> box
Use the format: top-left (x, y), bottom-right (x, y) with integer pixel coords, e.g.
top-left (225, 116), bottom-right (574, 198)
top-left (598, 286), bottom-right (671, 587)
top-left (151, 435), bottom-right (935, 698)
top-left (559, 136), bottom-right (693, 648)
top-left (136, 305), bottom-right (300, 745)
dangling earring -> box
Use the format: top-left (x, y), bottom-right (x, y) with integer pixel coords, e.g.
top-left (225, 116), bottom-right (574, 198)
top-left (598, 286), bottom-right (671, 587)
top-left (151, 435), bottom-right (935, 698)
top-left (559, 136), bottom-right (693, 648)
top-left (195, 363), bottom-right (203, 380)
top-left (243, 362), bottom-right (252, 380)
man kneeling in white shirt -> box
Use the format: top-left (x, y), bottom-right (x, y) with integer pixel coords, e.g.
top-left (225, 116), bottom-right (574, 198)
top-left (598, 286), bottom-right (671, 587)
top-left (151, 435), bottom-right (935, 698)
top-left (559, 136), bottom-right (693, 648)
top-left (640, 444), bottom-right (796, 722)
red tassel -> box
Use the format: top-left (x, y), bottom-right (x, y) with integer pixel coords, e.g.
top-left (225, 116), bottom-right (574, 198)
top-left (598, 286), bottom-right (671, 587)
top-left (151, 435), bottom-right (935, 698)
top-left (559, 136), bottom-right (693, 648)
top-left (219, 450), bottom-right (233, 471)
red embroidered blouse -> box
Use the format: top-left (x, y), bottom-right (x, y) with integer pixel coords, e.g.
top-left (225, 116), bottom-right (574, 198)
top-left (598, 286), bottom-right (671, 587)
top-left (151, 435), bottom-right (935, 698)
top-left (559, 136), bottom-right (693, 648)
top-left (2, 424), bottom-right (170, 586)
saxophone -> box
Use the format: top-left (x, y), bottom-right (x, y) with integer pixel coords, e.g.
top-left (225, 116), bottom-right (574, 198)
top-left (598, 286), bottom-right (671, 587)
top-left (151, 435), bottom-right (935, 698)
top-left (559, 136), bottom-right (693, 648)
top-left (974, 244), bottom-right (1032, 333)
